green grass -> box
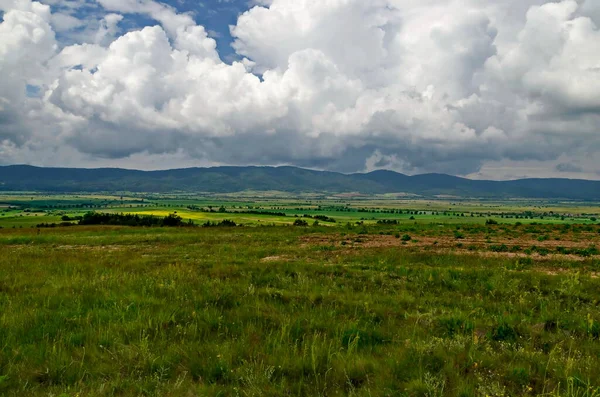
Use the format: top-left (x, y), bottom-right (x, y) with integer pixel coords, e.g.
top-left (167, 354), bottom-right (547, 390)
top-left (0, 225), bottom-right (600, 396)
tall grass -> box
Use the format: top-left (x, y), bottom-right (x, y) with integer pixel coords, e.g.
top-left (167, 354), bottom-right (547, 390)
top-left (0, 226), bottom-right (598, 396)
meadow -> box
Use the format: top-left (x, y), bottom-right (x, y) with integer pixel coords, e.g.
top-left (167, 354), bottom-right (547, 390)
top-left (0, 193), bottom-right (599, 396)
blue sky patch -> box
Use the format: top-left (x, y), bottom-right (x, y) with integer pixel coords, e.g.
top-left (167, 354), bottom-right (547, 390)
top-left (45, 0), bottom-right (256, 62)
top-left (155, 0), bottom-right (252, 60)
top-left (26, 85), bottom-right (41, 98)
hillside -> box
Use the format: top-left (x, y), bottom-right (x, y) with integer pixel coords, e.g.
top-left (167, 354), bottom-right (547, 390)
top-left (0, 165), bottom-right (599, 200)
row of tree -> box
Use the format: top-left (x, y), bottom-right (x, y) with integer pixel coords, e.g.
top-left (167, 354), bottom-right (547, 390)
top-left (79, 212), bottom-right (194, 227)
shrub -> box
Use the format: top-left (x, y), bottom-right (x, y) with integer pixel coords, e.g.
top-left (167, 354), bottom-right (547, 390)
top-left (314, 215), bottom-right (336, 223)
top-left (490, 244), bottom-right (509, 253)
top-left (202, 220), bottom-right (237, 227)
top-left (492, 322), bottom-right (518, 342)
top-left (36, 222), bottom-right (76, 228)
top-left (377, 219), bottom-right (399, 225)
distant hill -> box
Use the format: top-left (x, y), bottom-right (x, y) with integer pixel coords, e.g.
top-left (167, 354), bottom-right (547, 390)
top-left (0, 165), bottom-right (599, 200)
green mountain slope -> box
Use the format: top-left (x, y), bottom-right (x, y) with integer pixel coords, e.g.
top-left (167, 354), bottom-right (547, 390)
top-left (0, 165), bottom-right (598, 199)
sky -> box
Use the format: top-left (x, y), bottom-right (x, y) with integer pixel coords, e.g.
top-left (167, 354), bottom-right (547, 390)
top-left (0, 0), bottom-right (599, 180)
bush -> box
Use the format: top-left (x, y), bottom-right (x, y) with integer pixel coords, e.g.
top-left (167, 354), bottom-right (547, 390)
top-left (486, 219), bottom-right (498, 225)
top-left (36, 222), bottom-right (76, 228)
top-left (202, 220), bottom-right (237, 227)
top-left (401, 234), bottom-right (412, 242)
top-left (313, 215), bottom-right (336, 223)
top-left (490, 244), bottom-right (509, 253)
top-left (293, 219), bottom-right (308, 227)
top-left (377, 219), bottom-right (399, 225)
top-left (492, 322), bottom-right (518, 342)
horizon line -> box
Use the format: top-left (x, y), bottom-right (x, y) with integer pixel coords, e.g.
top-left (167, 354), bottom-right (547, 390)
top-left (2, 164), bottom-right (599, 183)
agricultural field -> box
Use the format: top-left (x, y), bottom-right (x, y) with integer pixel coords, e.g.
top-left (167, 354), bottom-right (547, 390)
top-left (0, 193), bottom-right (598, 229)
top-left (0, 193), bottom-right (599, 396)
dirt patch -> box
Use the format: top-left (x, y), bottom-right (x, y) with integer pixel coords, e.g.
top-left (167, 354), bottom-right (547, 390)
top-left (300, 233), bottom-right (599, 262)
top-left (537, 269), bottom-right (564, 276)
top-left (260, 255), bottom-right (290, 262)
top-left (301, 233), bottom-right (599, 250)
top-left (55, 245), bottom-right (127, 251)
top-left (527, 268), bottom-right (600, 278)
top-left (473, 250), bottom-right (588, 262)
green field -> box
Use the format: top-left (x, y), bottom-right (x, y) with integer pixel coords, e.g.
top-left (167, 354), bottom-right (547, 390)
top-left (1, 193), bottom-right (598, 229)
top-left (0, 193), bottom-right (599, 396)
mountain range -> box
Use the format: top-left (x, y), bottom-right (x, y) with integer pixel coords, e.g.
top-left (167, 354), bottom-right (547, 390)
top-left (0, 165), bottom-right (599, 200)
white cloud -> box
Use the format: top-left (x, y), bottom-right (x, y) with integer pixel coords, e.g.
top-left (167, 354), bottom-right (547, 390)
top-left (94, 13), bottom-right (122, 45)
top-left (50, 12), bottom-right (85, 32)
top-left (0, 0), bottom-right (598, 178)
top-left (488, 1), bottom-right (600, 111)
top-left (232, 0), bottom-right (397, 77)
top-left (0, 1), bottom-right (56, 144)
top-left (96, 0), bottom-right (196, 36)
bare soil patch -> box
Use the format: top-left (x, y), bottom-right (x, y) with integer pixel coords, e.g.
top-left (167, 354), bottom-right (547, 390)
top-left (55, 244), bottom-right (127, 252)
top-left (300, 233), bottom-right (600, 262)
top-left (260, 255), bottom-right (289, 262)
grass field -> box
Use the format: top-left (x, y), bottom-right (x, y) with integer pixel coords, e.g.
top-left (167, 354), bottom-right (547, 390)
top-left (0, 218), bottom-right (600, 396)
top-left (1, 193), bottom-right (599, 395)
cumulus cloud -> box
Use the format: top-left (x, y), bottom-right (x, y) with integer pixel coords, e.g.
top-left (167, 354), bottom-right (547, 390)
top-left (0, 0), bottom-right (598, 178)
top-left (489, 1), bottom-right (600, 112)
top-left (94, 13), bottom-right (123, 45)
top-left (0, 1), bottom-right (56, 143)
top-left (96, 0), bottom-right (196, 36)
